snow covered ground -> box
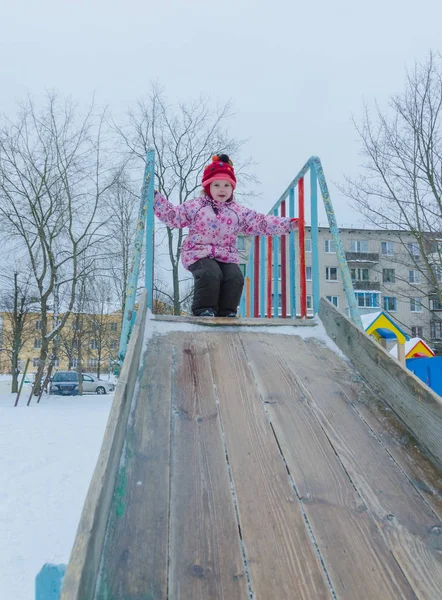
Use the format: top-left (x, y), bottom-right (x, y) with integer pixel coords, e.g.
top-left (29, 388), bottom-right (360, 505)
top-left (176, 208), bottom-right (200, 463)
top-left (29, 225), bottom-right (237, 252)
top-left (0, 375), bottom-right (113, 600)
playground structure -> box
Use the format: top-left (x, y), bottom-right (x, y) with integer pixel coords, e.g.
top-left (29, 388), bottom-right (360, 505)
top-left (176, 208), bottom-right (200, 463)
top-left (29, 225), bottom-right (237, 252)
top-left (36, 155), bottom-right (442, 600)
top-left (360, 311), bottom-right (409, 365)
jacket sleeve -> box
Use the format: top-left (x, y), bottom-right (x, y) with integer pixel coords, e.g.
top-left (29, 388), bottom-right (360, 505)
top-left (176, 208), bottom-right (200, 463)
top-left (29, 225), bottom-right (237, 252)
top-left (154, 192), bottom-right (192, 229)
top-left (239, 207), bottom-right (297, 236)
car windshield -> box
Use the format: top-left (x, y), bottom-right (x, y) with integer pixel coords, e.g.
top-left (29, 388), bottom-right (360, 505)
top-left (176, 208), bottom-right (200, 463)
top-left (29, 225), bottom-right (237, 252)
top-left (54, 372), bottom-right (78, 382)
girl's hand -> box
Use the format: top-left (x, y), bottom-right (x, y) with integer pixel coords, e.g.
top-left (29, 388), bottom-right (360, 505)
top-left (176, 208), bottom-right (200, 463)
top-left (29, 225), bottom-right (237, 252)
top-left (290, 218), bottom-right (300, 230)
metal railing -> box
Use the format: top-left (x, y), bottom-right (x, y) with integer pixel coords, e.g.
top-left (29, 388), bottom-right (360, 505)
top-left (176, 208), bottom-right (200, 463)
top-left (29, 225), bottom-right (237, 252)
top-left (118, 150), bottom-right (155, 362)
top-left (239, 156), bottom-right (362, 328)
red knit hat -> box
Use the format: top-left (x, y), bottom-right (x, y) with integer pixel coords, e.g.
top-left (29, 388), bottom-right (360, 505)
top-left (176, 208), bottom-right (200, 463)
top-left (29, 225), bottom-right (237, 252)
top-left (202, 154), bottom-right (237, 197)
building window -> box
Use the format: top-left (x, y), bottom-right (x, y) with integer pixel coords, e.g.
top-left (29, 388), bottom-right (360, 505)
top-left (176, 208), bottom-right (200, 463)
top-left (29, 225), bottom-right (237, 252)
top-left (305, 238), bottom-right (312, 253)
top-left (326, 267), bottom-right (338, 281)
top-left (110, 340), bottom-right (118, 350)
top-left (383, 269), bottom-right (396, 283)
top-left (89, 358), bottom-right (98, 368)
top-left (306, 295), bottom-right (313, 310)
top-left (91, 340), bottom-right (98, 350)
top-left (35, 320), bottom-right (42, 330)
top-left (411, 326), bottom-right (423, 338)
top-left (430, 296), bottom-right (442, 310)
top-left (34, 338), bottom-right (42, 349)
top-left (271, 293), bottom-right (282, 316)
top-left (351, 268), bottom-right (369, 281)
top-left (53, 358), bottom-right (60, 368)
top-left (435, 266), bottom-right (442, 282)
top-left (355, 292), bottom-right (379, 308)
top-left (381, 241), bottom-right (394, 256)
top-left (410, 298), bottom-right (422, 313)
top-left (306, 266), bottom-right (312, 281)
top-left (271, 265), bottom-right (282, 280)
top-left (71, 358), bottom-right (79, 368)
top-left (350, 240), bottom-right (369, 253)
top-left (324, 239), bottom-right (336, 253)
top-left (383, 297), bottom-right (397, 312)
top-left (409, 270), bottom-right (421, 284)
top-left (326, 295), bottom-right (339, 307)
top-left (33, 358), bottom-right (39, 367)
top-left (408, 242), bottom-right (420, 257)
top-left (237, 237), bottom-right (246, 251)
top-left (110, 322), bottom-right (118, 332)
top-left (431, 321), bottom-right (442, 339)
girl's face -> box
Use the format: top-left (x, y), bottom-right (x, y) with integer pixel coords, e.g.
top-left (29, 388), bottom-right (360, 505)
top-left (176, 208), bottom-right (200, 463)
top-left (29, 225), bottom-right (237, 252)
top-left (210, 180), bottom-right (233, 202)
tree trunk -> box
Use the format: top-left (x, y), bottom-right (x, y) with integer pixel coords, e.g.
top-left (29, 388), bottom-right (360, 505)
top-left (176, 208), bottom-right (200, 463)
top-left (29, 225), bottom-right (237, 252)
top-left (173, 262), bottom-right (181, 315)
top-left (77, 328), bottom-right (84, 396)
top-left (34, 341), bottom-right (49, 396)
top-left (11, 274), bottom-right (20, 393)
top-left (11, 350), bottom-right (19, 393)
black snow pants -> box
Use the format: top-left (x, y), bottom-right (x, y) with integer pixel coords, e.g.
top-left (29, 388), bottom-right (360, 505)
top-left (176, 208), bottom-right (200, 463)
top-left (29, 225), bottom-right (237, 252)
top-left (188, 258), bottom-right (245, 316)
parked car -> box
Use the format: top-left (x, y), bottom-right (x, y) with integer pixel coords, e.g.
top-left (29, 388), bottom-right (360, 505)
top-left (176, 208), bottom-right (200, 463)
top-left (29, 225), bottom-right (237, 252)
top-left (49, 371), bottom-right (115, 396)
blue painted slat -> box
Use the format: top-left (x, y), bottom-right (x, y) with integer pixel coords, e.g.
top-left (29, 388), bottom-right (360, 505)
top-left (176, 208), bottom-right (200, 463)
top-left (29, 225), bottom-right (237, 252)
top-left (260, 236), bottom-right (266, 317)
top-left (250, 239), bottom-right (255, 317)
top-left (239, 263), bottom-right (246, 317)
top-left (289, 187), bottom-right (296, 318)
top-left (144, 150), bottom-right (156, 311)
top-left (312, 157), bottom-right (362, 328)
top-left (310, 167), bottom-right (320, 314)
top-left (273, 209), bottom-right (279, 318)
top-left (118, 152), bottom-right (154, 362)
top-left (36, 563), bottom-right (66, 600)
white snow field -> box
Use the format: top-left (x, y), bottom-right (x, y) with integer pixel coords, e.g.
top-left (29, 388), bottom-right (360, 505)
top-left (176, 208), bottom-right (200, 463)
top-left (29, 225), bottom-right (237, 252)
top-left (0, 375), bottom-right (113, 600)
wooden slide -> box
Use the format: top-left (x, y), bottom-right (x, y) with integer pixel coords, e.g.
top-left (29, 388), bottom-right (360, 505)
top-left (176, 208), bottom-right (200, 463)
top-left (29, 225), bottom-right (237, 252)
top-left (59, 296), bottom-right (442, 600)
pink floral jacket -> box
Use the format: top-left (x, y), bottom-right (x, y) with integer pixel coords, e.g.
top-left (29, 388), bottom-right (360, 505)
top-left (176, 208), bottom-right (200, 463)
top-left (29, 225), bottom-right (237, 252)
top-left (154, 192), bottom-right (297, 270)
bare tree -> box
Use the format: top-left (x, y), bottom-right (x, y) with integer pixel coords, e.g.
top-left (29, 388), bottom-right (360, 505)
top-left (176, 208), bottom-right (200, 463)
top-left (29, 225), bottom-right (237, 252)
top-left (117, 86), bottom-right (255, 314)
top-left (0, 267), bottom-right (37, 392)
top-left (0, 94), bottom-right (117, 395)
top-left (104, 170), bottom-right (140, 315)
top-left (343, 52), bottom-right (442, 304)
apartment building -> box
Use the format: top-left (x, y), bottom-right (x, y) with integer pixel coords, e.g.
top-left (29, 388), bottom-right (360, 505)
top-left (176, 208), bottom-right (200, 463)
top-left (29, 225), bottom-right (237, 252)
top-left (239, 227), bottom-right (440, 350)
top-left (0, 310), bottom-right (122, 374)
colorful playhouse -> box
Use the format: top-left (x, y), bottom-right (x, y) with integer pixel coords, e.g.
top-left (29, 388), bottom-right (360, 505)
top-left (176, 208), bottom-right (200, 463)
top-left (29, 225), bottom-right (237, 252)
top-left (390, 338), bottom-right (435, 359)
top-left (360, 311), bottom-right (409, 364)
top-left (361, 311), bottom-right (442, 395)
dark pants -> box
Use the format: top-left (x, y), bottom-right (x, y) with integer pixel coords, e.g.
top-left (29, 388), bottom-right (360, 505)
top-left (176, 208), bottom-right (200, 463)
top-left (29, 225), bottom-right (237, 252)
top-left (189, 258), bottom-right (245, 316)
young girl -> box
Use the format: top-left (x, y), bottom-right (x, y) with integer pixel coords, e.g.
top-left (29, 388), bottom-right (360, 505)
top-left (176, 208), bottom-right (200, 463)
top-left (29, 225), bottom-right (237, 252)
top-left (154, 154), bottom-right (299, 317)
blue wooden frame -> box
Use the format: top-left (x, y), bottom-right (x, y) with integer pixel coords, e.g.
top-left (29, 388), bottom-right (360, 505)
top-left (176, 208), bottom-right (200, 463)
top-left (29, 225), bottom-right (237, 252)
top-left (118, 150), bottom-right (155, 362)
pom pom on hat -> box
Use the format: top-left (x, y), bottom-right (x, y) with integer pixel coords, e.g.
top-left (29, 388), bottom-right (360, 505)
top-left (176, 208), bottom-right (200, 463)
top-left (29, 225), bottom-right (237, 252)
top-left (202, 154), bottom-right (237, 198)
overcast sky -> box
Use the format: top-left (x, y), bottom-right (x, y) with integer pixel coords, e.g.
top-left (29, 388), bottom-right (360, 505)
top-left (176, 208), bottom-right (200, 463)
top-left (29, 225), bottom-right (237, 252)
top-left (2, 0), bottom-right (442, 226)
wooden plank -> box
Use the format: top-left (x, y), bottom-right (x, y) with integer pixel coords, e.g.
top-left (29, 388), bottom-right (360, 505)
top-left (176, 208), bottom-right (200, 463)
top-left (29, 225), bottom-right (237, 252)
top-left (275, 333), bottom-right (442, 599)
top-left (61, 292), bottom-right (148, 600)
top-left (240, 332), bottom-right (416, 599)
top-left (207, 332), bottom-right (330, 600)
top-left (96, 334), bottom-right (173, 599)
top-left (305, 336), bottom-right (442, 522)
top-left (153, 314), bottom-right (316, 327)
top-left (168, 332), bottom-right (248, 600)
top-left (319, 298), bottom-right (442, 470)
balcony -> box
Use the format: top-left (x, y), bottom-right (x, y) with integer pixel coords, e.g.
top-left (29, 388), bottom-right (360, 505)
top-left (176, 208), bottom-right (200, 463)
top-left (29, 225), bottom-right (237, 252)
top-left (352, 280), bottom-right (381, 291)
top-left (346, 252), bottom-right (379, 263)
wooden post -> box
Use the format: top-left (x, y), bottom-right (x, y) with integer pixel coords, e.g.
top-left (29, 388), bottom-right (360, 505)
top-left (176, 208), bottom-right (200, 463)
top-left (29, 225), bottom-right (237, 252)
top-left (14, 357), bottom-right (30, 407)
top-left (36, 564), bottom-right (66, 600)
top-left (397, 342), bottom-right (406, 365)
